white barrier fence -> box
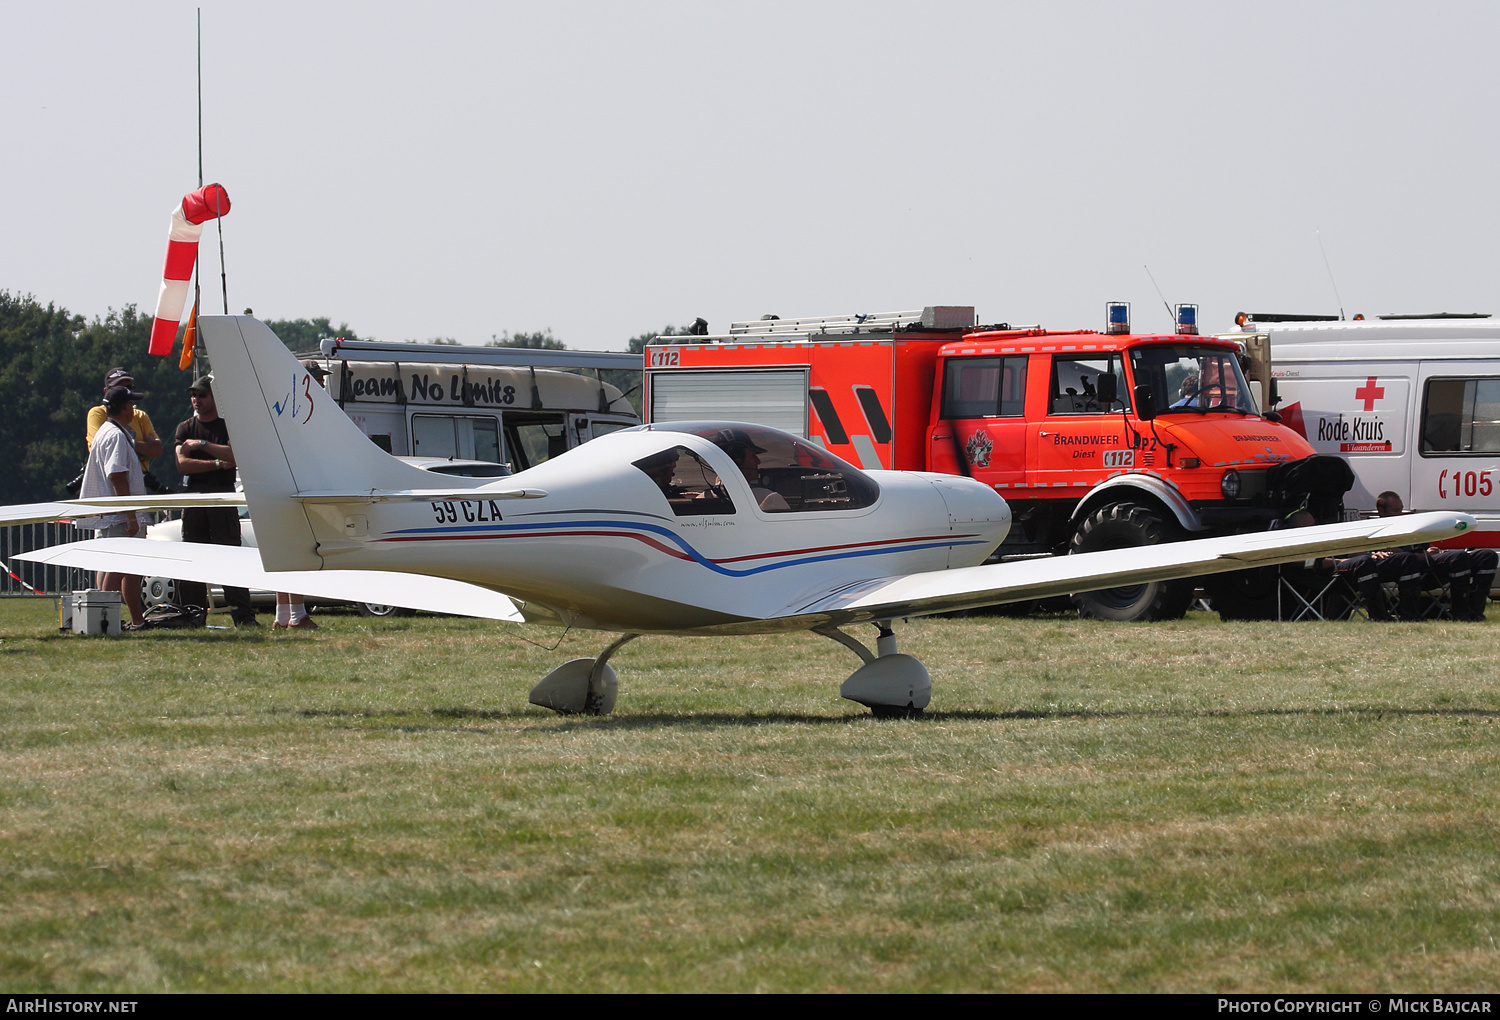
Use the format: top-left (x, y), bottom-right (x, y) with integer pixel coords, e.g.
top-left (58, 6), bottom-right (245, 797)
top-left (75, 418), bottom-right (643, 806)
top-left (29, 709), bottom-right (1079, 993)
top-left (0, 522), bottom-right (95, 597)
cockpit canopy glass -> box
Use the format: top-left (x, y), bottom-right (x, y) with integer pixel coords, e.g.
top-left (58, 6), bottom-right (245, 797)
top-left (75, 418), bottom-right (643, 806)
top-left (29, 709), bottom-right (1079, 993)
top-left (1131, 345), bottom-right (1259, 415)
top-left (643, 422), bottom-right (881, 512)
top-left (633, 446), bottom-right (735, 516)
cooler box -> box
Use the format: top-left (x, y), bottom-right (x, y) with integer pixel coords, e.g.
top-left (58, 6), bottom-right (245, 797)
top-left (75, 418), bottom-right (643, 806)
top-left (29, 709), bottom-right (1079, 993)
top-left (72, 589), bottom-right (122, 636)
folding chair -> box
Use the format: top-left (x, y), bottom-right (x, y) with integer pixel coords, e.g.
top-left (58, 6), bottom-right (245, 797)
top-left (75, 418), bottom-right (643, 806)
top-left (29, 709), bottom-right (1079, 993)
top-left (1276, 562), bottom-right (1350, 621)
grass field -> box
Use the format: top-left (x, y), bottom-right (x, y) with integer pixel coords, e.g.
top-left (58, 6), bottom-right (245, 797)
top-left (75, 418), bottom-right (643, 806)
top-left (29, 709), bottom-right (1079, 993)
top-left (2, 598), bottom-right (1499, 992)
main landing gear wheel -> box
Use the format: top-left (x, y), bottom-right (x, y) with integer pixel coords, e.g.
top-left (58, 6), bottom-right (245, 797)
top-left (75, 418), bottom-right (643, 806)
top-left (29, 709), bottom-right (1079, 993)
top-left (528, 634), bottom-right (637, 715)
top-left (818, 623), bottom-right (931, 718)
top-left (1068, 502), bottom-right (1194, 622)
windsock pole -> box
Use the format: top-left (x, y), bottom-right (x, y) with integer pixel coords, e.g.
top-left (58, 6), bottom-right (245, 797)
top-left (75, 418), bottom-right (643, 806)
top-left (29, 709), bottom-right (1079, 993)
top-left (147, 183), bottom-right (231, 356)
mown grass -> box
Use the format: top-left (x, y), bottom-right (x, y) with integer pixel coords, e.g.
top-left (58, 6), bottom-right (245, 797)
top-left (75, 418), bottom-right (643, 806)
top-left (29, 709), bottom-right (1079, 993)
top-left (1, 600), bottom-right (1498, 992)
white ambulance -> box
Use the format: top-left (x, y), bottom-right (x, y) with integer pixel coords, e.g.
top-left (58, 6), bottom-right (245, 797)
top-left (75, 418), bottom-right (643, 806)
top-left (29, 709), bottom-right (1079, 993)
top-left (1230, 314), bottom-right (1500, 539)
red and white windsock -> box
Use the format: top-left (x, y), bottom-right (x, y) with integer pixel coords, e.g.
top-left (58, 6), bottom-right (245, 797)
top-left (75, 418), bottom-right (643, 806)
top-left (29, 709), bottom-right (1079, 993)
top-left (148, 184), bottom-right (231, 356)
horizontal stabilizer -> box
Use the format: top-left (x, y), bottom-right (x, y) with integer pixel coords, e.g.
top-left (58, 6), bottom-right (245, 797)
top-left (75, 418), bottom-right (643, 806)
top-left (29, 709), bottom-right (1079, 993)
top-left (15, 538), bottom-right (524, 622)
top-left (787, 511), bottom-right (1477, 624)
top-left (66, 493), bottom-right (246, 510)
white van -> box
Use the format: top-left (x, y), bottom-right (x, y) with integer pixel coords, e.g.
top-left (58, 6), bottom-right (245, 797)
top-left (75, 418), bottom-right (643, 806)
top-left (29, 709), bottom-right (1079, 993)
top-left (1229, 315), bottom-right (1500, 535)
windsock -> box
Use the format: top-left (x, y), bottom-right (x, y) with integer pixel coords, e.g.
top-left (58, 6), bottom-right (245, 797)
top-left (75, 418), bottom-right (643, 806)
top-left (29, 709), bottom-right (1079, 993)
top-left (148, 184), bottom-right (231, 356)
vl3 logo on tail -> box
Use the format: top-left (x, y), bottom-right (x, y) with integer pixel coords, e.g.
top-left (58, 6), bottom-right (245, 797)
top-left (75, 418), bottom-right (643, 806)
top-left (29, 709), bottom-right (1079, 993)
top-left (272, 373), bottom-right (316, 424)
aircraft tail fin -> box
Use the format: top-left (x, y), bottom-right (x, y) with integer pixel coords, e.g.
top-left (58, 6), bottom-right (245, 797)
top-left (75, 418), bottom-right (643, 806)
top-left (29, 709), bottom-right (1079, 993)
top-left (197, 316), bottom-right (446, 570)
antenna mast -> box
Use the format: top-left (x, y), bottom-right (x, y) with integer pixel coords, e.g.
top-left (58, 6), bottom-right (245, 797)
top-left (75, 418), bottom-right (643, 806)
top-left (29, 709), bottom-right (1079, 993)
top-left (1317, 231), bottom-right (1346, 321)
top-left (197, 8), bottom-right (202, 188)
top-left (197, 7), bottom-right (229, 314)
top-left (1143, 265), bottom-right (1174, 329)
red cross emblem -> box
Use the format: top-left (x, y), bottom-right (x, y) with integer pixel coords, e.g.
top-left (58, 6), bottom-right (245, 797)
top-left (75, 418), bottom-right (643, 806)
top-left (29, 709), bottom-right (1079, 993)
top-left (1354, 376), bottom-right (1384, 412)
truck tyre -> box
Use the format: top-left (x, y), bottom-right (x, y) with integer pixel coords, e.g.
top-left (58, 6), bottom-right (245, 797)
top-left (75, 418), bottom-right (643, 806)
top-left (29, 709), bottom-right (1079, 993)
top-left (356, 602), bottom-right (416, 618)
top-left (1068, 502), bottom-right (1194, 621)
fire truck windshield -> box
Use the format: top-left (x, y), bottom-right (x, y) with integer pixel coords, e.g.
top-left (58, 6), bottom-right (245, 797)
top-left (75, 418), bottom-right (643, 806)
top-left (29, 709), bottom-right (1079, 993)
top-left (1131, 345), bottom-right (1259, 416)
top-left (645, 422), bottom-right (880, 512)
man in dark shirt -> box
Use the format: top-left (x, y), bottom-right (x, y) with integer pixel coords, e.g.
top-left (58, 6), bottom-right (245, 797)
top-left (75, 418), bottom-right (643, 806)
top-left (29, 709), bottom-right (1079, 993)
top-left (1334, 491), bottom-right (1424, 621)
top-left (174, 376), bottom-right (257, 626)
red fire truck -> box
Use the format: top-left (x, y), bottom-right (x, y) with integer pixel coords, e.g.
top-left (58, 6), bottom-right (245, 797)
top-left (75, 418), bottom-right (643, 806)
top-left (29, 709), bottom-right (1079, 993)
top-left (643, 304), bottom-right (1354, 621)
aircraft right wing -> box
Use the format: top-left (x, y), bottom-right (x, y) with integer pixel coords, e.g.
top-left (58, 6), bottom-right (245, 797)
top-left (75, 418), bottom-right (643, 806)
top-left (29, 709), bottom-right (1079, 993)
top-left (779, 511), bottom-right (1478, 627)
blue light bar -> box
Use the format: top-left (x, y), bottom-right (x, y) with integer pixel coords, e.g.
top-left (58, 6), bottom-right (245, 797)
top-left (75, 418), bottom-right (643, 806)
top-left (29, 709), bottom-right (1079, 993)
top-left (1106, 301), bottom-right (1131, 335)
top-left (1176, 303), bottom-right (1199, 335)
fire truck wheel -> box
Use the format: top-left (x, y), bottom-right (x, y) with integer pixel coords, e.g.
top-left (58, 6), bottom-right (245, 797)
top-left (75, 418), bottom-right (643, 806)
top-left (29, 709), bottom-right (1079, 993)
top-left (1068, 502), bottom-right (1194, 622)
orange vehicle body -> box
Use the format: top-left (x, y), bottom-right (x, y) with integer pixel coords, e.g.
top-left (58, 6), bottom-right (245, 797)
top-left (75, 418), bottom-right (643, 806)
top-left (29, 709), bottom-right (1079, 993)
top-left (645, 318), bottom-right (1348, 620)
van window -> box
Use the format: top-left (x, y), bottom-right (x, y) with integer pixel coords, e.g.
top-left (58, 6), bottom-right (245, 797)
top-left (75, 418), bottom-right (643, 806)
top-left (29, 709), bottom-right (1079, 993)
top-left (1422, 378), bottom-right (1500, 454)
top-left (590, 420), bottom-right (635, 440)
top-left (942, 356), bottom-right (1027, 418)
top-left (411, 414), bottom-right (501, 462)
top-left (1050, 355), bottom-right (1128, 415)
top-left (505, 414), bottom-right (568, 470)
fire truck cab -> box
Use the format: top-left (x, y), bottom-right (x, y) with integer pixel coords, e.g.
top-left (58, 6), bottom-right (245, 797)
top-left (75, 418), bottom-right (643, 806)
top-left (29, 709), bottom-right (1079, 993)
top-left (645, 305), bottom-right (1352, 620)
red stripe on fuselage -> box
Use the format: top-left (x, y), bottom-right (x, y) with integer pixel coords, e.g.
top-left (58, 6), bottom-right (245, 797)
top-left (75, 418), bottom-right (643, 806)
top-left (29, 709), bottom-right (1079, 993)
top-left (377, 529), bottom-right (694, 561)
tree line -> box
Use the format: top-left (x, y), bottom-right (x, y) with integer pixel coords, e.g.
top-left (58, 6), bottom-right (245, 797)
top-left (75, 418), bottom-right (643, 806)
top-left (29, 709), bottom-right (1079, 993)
top-left (0, 290), bottom-right (689, 503)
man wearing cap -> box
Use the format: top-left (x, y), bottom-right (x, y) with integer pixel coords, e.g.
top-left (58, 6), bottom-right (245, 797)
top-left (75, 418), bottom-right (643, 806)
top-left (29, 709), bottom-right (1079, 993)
top-left (300, 359), bottom-right (329, 387)
top-left (715, 428), bottom-right (791, 512)
top-left (85, 367), bottom-right (162, 474)
top-left (76, 384), bottom-right (149, 630)
top-left (173, 375), bottom-right (257, 626)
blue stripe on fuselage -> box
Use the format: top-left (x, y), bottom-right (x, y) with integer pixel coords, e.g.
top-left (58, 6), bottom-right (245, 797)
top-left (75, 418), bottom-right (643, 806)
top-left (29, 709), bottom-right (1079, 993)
top-left (381, 517), bottom-right (984, 578)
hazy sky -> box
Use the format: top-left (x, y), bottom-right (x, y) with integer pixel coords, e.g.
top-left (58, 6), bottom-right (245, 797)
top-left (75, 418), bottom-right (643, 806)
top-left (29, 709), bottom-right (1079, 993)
top-left (3, 1), bottom-right (1497, 349)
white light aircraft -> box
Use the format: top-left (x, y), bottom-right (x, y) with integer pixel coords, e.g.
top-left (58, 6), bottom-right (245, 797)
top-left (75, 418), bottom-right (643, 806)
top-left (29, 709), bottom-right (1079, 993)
top-left (9, 317), bottom-right (1476, 716)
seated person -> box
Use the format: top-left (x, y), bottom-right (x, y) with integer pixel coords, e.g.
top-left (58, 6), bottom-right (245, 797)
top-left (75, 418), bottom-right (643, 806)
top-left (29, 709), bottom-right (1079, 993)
top-left (1169, 371), bottom-right (1200, 408)
top-left (1464, 547), bottom-right (1498, 621)
top-left (719, 431), bottom-right (791, 512)
top-left (637, 448), bottom-right (682, 499)
top-left (1334, 491), bottom-right (1424, 621)
top-left (1358, 489), bottom-right (1496, 621)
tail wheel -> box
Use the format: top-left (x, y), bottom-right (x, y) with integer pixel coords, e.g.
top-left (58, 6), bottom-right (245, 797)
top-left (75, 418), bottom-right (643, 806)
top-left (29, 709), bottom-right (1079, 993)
top-left (1068, 502), bottom-right (1194, 621)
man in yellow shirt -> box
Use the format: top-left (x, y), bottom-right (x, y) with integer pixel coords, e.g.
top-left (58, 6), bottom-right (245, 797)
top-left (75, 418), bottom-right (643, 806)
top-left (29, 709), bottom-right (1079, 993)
top-left (85, 367), bottom-right (163, 474)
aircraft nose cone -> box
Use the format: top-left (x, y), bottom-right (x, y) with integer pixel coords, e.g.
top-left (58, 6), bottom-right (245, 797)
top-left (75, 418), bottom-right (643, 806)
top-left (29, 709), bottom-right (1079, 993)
top-left (928, 475), bottom-right (1011, 535)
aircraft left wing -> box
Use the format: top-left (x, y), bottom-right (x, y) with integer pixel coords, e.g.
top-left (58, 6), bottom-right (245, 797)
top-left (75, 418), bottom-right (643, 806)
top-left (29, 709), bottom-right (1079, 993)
top-left (0, 494), bottom-right (249, 527)
top-left (14, 538), bottom-right (524, 622)
top-left (0, 490), bottom-right (544, 518)
top-left (0, 502), bottom-right (98, 527)
top-left (780, 511), bottom-right (1477, 626)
